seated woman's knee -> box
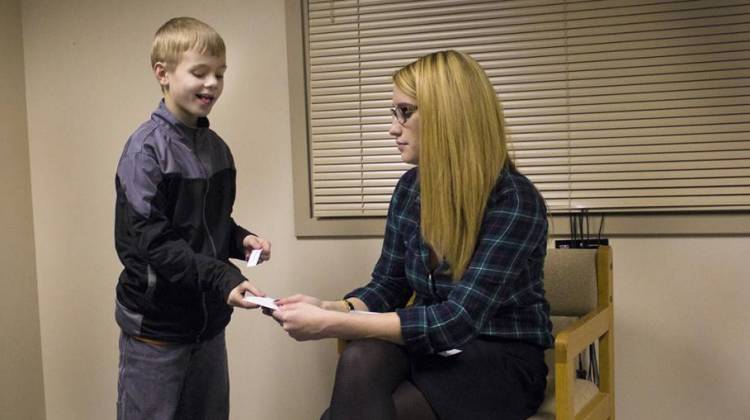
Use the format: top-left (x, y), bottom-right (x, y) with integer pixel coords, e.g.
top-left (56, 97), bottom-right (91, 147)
top-left (338, 339), bottom-right (399, 377)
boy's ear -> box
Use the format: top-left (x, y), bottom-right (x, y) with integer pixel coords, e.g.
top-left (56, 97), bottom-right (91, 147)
top-left (153, 62), bottom-right (169, 88)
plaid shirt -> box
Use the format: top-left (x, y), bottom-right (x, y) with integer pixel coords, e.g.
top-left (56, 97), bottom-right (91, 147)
top-left (346, 166), bottom-right (553, 355)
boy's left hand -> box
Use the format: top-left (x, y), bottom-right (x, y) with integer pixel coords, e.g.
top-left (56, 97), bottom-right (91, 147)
top-left (243, 235), bottom-right (271, 263)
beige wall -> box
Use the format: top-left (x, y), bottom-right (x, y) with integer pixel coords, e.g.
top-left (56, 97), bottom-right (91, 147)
top-left (611, 237), bottom-right (750, 419)
top-left (0, 0), bottom-right (46, 418)
top-left (15, 0), bottom-right (750, 419)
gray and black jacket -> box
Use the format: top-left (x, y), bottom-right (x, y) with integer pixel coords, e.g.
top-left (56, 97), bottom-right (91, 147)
top-left (115, 100), bottom-right (251, 343)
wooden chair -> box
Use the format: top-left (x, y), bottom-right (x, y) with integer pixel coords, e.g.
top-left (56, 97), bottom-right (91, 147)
top-left (529, 245), bottom-right (615, 420)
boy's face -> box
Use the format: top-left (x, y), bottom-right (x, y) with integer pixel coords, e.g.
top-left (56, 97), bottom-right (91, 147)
top-left (154, 49), bottom-right (226, 127)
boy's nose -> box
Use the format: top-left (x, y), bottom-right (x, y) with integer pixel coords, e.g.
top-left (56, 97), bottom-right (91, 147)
top-left (205, 75), bottom-right (220, 87)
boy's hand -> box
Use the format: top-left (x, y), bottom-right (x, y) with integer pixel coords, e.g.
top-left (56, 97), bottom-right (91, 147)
top-left (243, 235), bottom-right (271, 264)
top-left (227, 281), bottom-right (265, 309)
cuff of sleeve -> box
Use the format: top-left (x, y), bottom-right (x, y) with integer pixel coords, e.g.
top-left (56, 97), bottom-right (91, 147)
top-left (344, 288), bottom-right (388, 312)
top-left (219, 267), bottom-right (246, 303)
top-left (232, 227), bottom-right (254, 260)
top-left (396, 305), bottom-right (434, 355)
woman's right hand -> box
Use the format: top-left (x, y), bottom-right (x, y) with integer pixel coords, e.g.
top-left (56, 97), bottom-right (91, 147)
top-left (275, 294), bottom-right (323, 308)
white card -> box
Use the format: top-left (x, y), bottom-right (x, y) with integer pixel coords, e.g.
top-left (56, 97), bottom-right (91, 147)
top-left (246, 249), bottom-right (262, 267)
top-left (243, 294), bottom-right (278, 310)
top-left (437, 349), bottom-right (462, 357)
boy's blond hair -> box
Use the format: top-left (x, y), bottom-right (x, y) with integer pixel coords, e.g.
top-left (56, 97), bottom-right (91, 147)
top-left (394, 50), bottom-right (512, 281)
top-left (151, 17), bottom-right (225, 69)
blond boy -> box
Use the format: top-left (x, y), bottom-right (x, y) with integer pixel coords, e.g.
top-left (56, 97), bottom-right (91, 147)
top-left (114, 17), bottom-right (269, 420)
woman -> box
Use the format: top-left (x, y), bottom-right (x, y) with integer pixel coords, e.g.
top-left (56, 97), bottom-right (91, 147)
top-left (272, 50), bottom-right (552, 420)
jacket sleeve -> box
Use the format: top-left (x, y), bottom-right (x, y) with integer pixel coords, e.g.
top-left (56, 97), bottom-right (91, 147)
top-left (117, 150), bottom-right (245, 301)
top-left (229, 218), bottom-right (253, 260)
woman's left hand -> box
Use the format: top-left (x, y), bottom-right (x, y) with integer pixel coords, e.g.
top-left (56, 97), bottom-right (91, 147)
top-left (271, 302), bottom-right (334, 341)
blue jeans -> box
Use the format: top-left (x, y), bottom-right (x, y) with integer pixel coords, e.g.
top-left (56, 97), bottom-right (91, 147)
top-left (117, 331), bottom-right (229, 420)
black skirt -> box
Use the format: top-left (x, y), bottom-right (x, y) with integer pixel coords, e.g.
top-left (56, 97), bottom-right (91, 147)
top-left (409, 338), bottom-right (547, 420)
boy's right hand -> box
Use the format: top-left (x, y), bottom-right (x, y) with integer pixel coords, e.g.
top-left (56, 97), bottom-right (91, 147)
top-left (227, 281), bottom-right (265, 309)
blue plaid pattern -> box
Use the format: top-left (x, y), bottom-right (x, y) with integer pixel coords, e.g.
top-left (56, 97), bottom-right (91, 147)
top-left (346, 166), bottom-right (553, 355)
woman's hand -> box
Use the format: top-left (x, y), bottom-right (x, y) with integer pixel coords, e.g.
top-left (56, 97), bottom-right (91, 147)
top-left (271, 302), bottom-right (335, 341)
top-left (275, 294), bottom-right (322, 308)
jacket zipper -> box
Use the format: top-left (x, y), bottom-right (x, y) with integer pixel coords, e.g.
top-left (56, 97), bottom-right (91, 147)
top-left (193, 131), bottom-right (216, 342)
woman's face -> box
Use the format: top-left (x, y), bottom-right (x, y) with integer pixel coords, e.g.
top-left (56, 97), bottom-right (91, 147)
top-left (389, 86), bottom-right (420, 165)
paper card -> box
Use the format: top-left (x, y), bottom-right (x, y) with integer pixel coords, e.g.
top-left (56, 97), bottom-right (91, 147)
top-left (243, 294), bottom-right (278, 310)
top-left (437, 349), bottom-right (462, 357)
top-left (246, 249), bottom-right (262, 267)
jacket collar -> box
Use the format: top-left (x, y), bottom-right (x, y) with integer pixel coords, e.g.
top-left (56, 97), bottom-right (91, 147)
top-left (152, 99), bottom-right (210, 132)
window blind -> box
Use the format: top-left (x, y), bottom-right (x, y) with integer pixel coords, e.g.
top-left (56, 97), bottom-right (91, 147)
top-left (305, 0), bottom-right (750, 217)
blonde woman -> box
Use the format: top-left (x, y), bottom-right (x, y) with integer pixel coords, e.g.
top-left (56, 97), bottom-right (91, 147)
top-left (272, 50), bottom-right (552, 420)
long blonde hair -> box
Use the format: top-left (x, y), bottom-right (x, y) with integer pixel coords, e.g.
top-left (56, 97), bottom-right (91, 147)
top-left (393, 50), bottom-right (512, 280)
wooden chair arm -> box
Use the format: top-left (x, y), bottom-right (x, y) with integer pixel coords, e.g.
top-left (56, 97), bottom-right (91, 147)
top-left (554, 305), bottom-right (614, 420)
top-left (555, 305), bottom-right (612, 363)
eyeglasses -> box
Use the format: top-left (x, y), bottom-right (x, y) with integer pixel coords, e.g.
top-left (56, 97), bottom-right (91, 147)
top-left (390, 103), bottom-right (418, 125)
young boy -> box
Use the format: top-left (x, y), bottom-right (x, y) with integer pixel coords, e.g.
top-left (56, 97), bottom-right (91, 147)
top-left (114, 17), bottom-right (270, 420)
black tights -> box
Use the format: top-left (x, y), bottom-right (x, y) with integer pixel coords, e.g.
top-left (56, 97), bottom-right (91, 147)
top-left (320, 339), bottom-right (437, 420)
